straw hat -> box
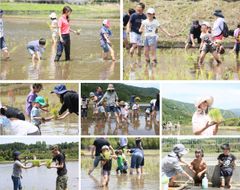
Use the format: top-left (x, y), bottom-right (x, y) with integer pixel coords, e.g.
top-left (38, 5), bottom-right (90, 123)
top-left (195, 96), bottom-right (214, 108)
top-left (107, 84), bottom-right (115, 91)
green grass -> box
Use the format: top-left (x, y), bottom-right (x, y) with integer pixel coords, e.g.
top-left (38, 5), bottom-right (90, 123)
top-left (1, 2), bottom-right (119, 19)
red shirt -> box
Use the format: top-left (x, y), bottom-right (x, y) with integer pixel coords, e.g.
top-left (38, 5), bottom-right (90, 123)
top-left (58, 15), bottom-right (70, 34)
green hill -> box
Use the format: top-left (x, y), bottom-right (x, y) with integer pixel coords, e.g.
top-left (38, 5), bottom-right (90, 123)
top-left (81, 83), bottom-right (159, 103)
top-left (163, 98), bottom-right (238, 125)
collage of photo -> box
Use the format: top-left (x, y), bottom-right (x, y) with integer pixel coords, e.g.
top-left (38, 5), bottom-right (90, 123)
top-left (1, 0), bottom-right (240, 190)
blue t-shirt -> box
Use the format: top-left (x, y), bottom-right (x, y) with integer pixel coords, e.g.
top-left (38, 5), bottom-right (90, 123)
top-left (31, 107), bottom-right (41, 126)
top-left (129, 13), bottom-right (147, 34)
top-left (100, 26), bottom-right (112, 46)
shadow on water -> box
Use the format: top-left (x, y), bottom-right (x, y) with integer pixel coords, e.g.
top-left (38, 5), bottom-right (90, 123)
top-left (82, 113), bottom-right (159, 136)
top-left (0, 161), bottom-right (79, 190)
top-left (1, 18), bottom-right (120, 80)
top-left (124, 48), bottom-right (240, 80)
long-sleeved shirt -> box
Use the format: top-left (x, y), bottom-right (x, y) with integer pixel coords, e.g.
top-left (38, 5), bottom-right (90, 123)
top-left (98, 91), bottom-right (118, 107)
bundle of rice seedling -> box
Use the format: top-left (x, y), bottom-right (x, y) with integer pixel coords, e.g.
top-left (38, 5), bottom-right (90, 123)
top-left (32, 160), bottom-right (40, 167)
top-left (46, 159), bottom-right (52, 168)
top-left (209, 109), bottom-right (224, 123)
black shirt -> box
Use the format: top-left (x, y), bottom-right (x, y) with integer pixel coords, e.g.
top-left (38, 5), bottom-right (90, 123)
top-left (93, 138), bottom-right (110, 156)
top-left (189, 25), bottom-right (201, 39)
top-left (0, 106), bottom-right (25, 120)
top-left (59, 91), bottom-right (79, 115)
top-left (129, 13), bottom-right (147, 34)
top-left (218, 153), bottom-right (236, 171)
top-left (53, 153), bottom-right (67, 176)
top-left (123, 13), bottom-right (130, 27)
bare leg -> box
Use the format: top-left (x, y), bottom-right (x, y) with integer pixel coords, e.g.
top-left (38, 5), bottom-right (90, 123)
top-left (198, 51), bottom-right (206, 67)
top-left (212, 51), bottom-right (222, 66)
top-left (150, 45), bottom-right (157, 66)
top-left (130, 43), bottom-right (137, 57)
top-left (108, 46), bottom-right (115, 61)
top-left (144, 46), bottom-right (150, 65)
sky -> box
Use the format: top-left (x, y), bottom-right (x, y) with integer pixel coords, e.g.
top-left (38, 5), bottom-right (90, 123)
top-left (162, 83), bottom-right (240, 110)
top-left (124, 82), bottom-right (160, 89)
top-left (0, 137), bottom-right (79, 145)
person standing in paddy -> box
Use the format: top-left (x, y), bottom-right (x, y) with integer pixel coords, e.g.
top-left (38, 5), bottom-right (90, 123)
top-left (51, 84), bottom-right (79, 119)
top-left (54, 6), bottom-right (79, 62)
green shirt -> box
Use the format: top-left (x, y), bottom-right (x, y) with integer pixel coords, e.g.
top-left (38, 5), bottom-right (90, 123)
top-left (117, 155), bottom-right (124, 167)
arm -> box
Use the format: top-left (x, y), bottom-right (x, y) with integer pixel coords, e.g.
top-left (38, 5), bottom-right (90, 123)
top-left (139, 23), bottom-right (144, 33)
top-left (190, 34), bottom-right (195, 46)
top-left (212, 123), bottom-right (219, 135)
top-left (159, 26), bottom-right (173, 37)
top-left (57, 111), bottom-right (70, 120)
top-left (91, 145), bottom-right (96, 159)
top-left (97, 93), bottom-right (106, 105)
top-left (70, 28), bottom-right (80, 35)
top-left (109, 145), bottom-right (115, 155)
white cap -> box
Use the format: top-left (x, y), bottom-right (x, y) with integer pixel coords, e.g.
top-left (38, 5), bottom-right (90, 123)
top-left (49, 12), bottom-right (57, 19)
top-left (146, 8), bottom-right (155, 14)
top-left (201, 21), bottom-right (211, 28)
top-left (102, 145), bottom-right (109, 150)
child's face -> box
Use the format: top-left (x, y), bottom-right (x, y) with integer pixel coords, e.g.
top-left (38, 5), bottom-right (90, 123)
top-left (66, 11), bottom-right (72, 16)
top-left (201, 25), bottom-right (208, 32)
top-left (33, 87), bottom-right (42, 93)
top-left (223, 149), bottom-right (230, 155)
top-left (147, 13), bottom-right (154, 20)
top-left (195, 151), bottom-right (202, 159)
top-left (199, 101), bottom-right (208, 111)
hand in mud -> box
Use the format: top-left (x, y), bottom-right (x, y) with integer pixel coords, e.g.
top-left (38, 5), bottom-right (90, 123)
top-left (197, 173), bottom-right (202, 178)
top-left (188, 176), bottom-right (194, 182)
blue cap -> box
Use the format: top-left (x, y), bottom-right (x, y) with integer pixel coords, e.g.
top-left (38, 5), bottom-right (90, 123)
top-left (13, 151), bottom-right (21, 157)
top-left (51, 84), bottom-right (68, 95)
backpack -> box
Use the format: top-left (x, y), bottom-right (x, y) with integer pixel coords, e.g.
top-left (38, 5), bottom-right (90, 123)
top-left (221, 22), bottom-right (229, 38)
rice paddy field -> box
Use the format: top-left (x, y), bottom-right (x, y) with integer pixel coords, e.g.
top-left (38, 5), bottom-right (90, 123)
top-left (123, 0), bottom-right (240, 80)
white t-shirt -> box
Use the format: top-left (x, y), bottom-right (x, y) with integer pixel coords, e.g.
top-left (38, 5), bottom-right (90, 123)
top-left (132, 103), bottom-right (139, 110)
top-left (0, 18), bottom-right (4, 38)
top-left (120, 107), bottom-right (129, 117)
top-left (192, 111), bottom-right (216, 136)
top-left (142, 19), bottom-right (160, 37)
top-left (10, 120), bottom-right (39, 135)
top-left (212, 17), bottom-right (225, 37)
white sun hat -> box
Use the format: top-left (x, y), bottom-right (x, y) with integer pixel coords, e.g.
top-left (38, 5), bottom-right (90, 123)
top-left (195, 96), bottom-right (214, 108)
top-left (201, 21), bottom-right (211, 28)
top-left (49, 12), bottom-right (57, 19)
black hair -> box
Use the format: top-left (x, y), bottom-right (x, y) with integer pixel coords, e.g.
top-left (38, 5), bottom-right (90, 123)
top-left (32, 83), bottom-right (43, 89)
top-left (39, 38), bottom-right (46, 46)
top-left (62, 6), bottom-right (72, 22)
top-left (128, 8), bottom-right (136, 15)
top-left (238, 24), bottom-right (240, 28)
top-left (137, 2), bottom-right (145, 10)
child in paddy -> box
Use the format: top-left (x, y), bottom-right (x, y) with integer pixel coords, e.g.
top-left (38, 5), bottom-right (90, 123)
top-left (139, 8), bottom-right (174, 66)
top-left (189, 149), bottom-right (207, 186)
top-left (0, 10), bottom-right (10, 60)
top-left (100, 145), bottom-right (116, 187)
top-left (115, 150), bottom-right (128, 174)
top-left (27, 38), bottom-right (46, 62)
top-left (31, 96), bottom-right (51, 134)
top-left (218, 143), bottom-right (236, 189)
top-left (119, 101), bottom-right (129, 123)
top-left (234, 24), bottom-right (240, 59)
top-left (49, 12), bottom-right (58, 46)
top-left (25, 83), bottom-right (43, 119)
top-left (81, 95), bottom-right (89, 119)
top-left (100, 19), bottom-right (115, 61)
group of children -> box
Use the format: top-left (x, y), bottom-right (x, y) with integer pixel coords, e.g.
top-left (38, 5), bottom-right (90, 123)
top-left (0, 6), bottom-right (115, 63)
top-left (124, 3), bottom-right (240, 69)
top-left (162, 143), bottom-right (236, 189)
top-left (89, 137), bottom-right (144, 187)
top-left (81, 84), bottom-right (159, 124)
top-left (0, 83), bottom-right (78, 135)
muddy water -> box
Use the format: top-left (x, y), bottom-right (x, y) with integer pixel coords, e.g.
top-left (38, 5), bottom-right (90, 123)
top-left (124, 49), bottom-right (240, 80)
top-left (162, 125), bottom-right (240, 136)
top-left (81, 154), bottom-right (160, 190)
top-left (1, 18), bottom-right (120, 80)
top-left (0, 161), bottom-right (79, 190)
top-left (82, 113), bottom-right (159, 135)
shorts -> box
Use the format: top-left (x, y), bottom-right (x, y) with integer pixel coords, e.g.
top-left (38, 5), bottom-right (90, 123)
top-left (101, 43), bottom-right (110, 53)
top-left (52, 32), bottom-right (58, 41)
top-left (56, 175), bottom-right (68, 190)
top-left (130, 153), bottom-right (144, 169)
top-left (123, 30), bottom-right (127, 40)
top-left (187, 36), bottom-right (201, 45)
top-left (0, 37), bottom-right (8, 50)
top-left (235, 43), bottom-right (240, 54)
top-left (202, 44), bottom-right (217, 53)
top-left (220, 169), bottom-right (233, 177)
top-left (93, 156), bottom-right (101, 168)
top-left (193, 173), bottom-right (205, 184)
top-left (106, 106), bottom-right (117, 113)
top-left (130, 32), bottom-right (143, 46)
top-left (27, 47), bottom-right (36, 56)
top-left (144, 36), bottom-right (157, 47)
top-left (101, 169), bottom-right (111, 176)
